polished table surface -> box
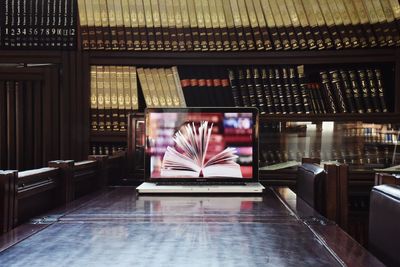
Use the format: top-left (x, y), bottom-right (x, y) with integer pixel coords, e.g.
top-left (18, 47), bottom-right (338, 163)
top-left (0, 187), bottom-right (383, 267)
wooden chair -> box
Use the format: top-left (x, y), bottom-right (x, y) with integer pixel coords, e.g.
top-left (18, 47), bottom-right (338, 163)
top-left (369, 184), bottom-right (400, 267)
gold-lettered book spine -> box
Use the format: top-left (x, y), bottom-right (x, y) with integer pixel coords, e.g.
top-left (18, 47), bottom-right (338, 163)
top-left (195, 0), bottom-right (208, 51)
top-left (292, 0), bottom-right (316, 50)
top-left (334, 0), bottom-right (359, 48)
top-left (110, 66), bottom-right (119, 131)
top-left (165, 68), bottom-right (182, 107)
top-left (123, 66), bottom-right (132, 121)
top-left (202, 0), bottom-right (216, 51)
top-left (158, 0), bottom-right (172, 50)
top-left (278, 0), bottom-right (300, 50)
top-left (117, 66), bottom-right (126, 131)
top-left (173, 0), bottom-right (186, 51)
top-left (216, 0), bottom-right (231, 51)
top-left (381, 0), bottom-right (400, 45)
top-left (229, 0), bottom-right (247, 50)
top-left (121, 0), bottom-right (134, 50)
top-left (137, 68), bottom-right (153, 107)
top-left (77, 0), bottom-right (89, 50)
top-left (180, 0), bottom-right (193, 51)
top-left (172, 66), bottom-right (187, 107)
top-left (166, 0), bottom-right (179, 51)
top-left (308, 0), bottom-right (334, 49)
top-left (98, 0), bottom-right (111, 50)
top-left (96, 66), bottom-right (105, 131)
top-left (158, 68), bottom-right (174, 107)
top-left (128, 0), bottom-right (141, 50)
top-left (209, 0), bottom-right (224, 51)
top-left (362, 0), bottom-right (386, 47)
top-left (151, 0), bottom-right (164, 50)
top-left (90, 66), bottom-right (98, 131)
top-left (222, 0), bottom-right (239, 51)
top-left (186, 0), bottom-right (201, 51)
top-left (371, 0), bottom-right (394, 47)
top-left (285, 0), bottom-right (307, 50)
top-left (251, 0), bottom-right (272, 50)
top-left (237, 0), bottom-right (255, 50)
top-left (317, 0), bottom-right (342, 49)
top-left (84, 0), bottom-right (97, 49)
top-left (300, 0), bottom-right (325, 50)
top-left (245, 0), bottom-right (265, 50)
top-left (114, 0), bottom-right (127, 50)
top-left (144, 68), bottom-right (160, 107)
top-left (151, 68), bottom-right (167, 107)
top-left (143, 0), bottom-right (156, 50)
top-left (259, 0), bottom-right (282, 50)
top-left (351, 0), bottom-right (377, 47)
top-left (136, 0), bottom-right (148, 50)
top-left (327, 0), bottom-right (351, 48)
top-left (129, 66), bottom-right (139, 110)
top-left (269, 0), bottom-right (291, 50)
top-left (106, 0), bottom-right (119, 50)
top-left (342, 0), bottom-right (368, 48)
top-left (92, 0), bottom-right (104, 49)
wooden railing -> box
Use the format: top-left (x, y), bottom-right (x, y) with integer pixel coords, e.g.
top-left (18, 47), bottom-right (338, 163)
top-left (0, 152), bottom-right (126, 234)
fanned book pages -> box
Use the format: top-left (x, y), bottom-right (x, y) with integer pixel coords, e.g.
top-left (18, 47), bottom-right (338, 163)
top-left (161, 121), bottom-right (242, 178)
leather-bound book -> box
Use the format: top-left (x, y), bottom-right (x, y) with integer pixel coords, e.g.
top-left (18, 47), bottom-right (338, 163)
top-left (289, 67), bottom-right (305, 113)
top-left (151, 0), bottom-right (164, 51)
top-left (285, 0), bottom-right (308, 50)
top-left (300, 0), bottom-right (324, 50)
top-left (275, 68), bottom-right (288, 113)
top-left (371, 0), bottom-right (394, 47)
top-left (320, 71), bottom-right (338, 113)
top-left (206, 77), bottom-right (218, 107)
top-left (122, 0), bottom-right (134, 50)
top-left (92, 0), bottom-right (104, 49)
top-left (96, 66), bottom-right (105, 131)
top-left (348, 70), bottom-right (365, 113)
top-left (203, 0), bottom-right (217, 51)
top-left (314, 83), bottom-right (327, 113)
top-left (261, 68), bottom-right (275, 114)
top-left (99, 0), bottom-right (111, 50)
top-left (114, 0), bottom-right (127, 50)
top-left (136, 0), bottom-right (148, 50)
top-left (329, 70), bottom-right (348, 113)
top-left (215, 0), bottom-right (231, 51)
top-left (173, 0), bottom-right (186, 51)
top-left (228, 69), bottom-right (243, 107)
top-left (307, 0), bottom-right (334, 49)
top-left (363, 0), bottom-right (387, 47)
top-left (221, 77), bottom-right (235, 107)
top-left (259, 0), bottom-right (283, 50)
top-left (380, 0), bottom-right (400, 46)
top-left (110, 66), bottom-right (119, 131)
top-left (252, 68), bottom-right (267, 114)
top-left (180, 78), bottom-right (192, 107)
top-left (237, 69), bottom-right (251, 107)
top-left (104, 66), bottom-right (113, 130)
top-left (334, 0), bottom-right (359, 48)
top-left (78, 0), bottom-right (90, 49)
top-left (245, 68), bottom-right (258, 107)
top-left (351, 0), bottom-right (378, 48)
top-left (222, 0), bottom-right (239, 51)
top-left (327, 0), bottom-right (351, 48)
top-left (237, 0), bottom-right (255, 50)
top-left (366, 69), bottom-right (382, 113)
top-left (282, 68), bottom-right (295, 114)
top-left (252, 0), bottom-right (273, 50)
top-left (339, 70), bottom-right (357, 113)
top-left (268, 0), bottom-right (291, 50)
top-left (276, 0), bottom-right (299, 50)
top-left (90, 66), bottom-right (98, 131)
top-left (245, 0), bottom-right (265, 51)
top-left (297, 65), bottom-right (312, 114)
top-left (307, 83), bottom-right (320, 114)
top-left (194, 0), bottom-right (208, 51)
top-left (357, 70), bottom-right (373, 113)
top-left (187, 0), bottom-right (201, 51)
top-left (318, 0), bottom-right (343, 49)
top-left (268, 68), bottom-right (282, 113)
top-left (209, 0), bottom-right (223, 51)
top-left (143, 0), bottom-right (156, 50)
top-left (374, 69), bottom-right (388, 112)
top-left (159, 0), bottom-right (171, 51)
top-left (341, 0), bottom-right (367, 48)
top-left (180, 0), bottom-right (193, 51)
top-left (116, 66), bottom-right (127, 131)
top-left (107, 0), bottom-right (119, 49)
top-left (84, 0), bottom-right (96, 49)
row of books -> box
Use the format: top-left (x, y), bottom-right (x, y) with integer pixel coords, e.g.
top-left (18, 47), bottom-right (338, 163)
top-left (90, 65), bottom-right (138, 131)
top-left (77, 0), bottom-right (400, 51)
top-left (1, 0), bottom-right (77, 49)
top-left (90, 144), bottom-right (126, 156)
top-left (228, 66), bottom-right (389, 114)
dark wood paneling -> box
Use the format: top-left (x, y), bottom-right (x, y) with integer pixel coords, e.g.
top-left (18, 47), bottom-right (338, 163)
top-left (7, 81), bottom-right (16, 169)
top-left (23, 81), bottom-right (34, 170)
top-left (0, 81), bottom-right (7, 169)
top-left (15, 81), bottom-right (24, 170)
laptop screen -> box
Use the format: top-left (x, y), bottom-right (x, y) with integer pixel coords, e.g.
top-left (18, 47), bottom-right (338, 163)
top-left (145, 108), bottom-right (259, 182)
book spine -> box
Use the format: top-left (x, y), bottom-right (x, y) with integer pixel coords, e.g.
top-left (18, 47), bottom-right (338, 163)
top-left (286, 0), bottom-right (308, 50)
top-left (339, 70), bottom-right (357, 113)
top-left (315, 83), bottom-right (327, 113)
top-left (114, 0), bottom-right (126, 50)
top-left (209, 0), bottom-right (223, 51)
top-left (363, 0), bottom-right (386, 47)
top-left (374, 69), bottom-right (388, 112)
top-left (244, 0), bottom-right (264, 50)
top-left (274, 68), bottom-right (287, 113)
top-left (158, 0), bottom-right (171, 51)
top-left (251, 68), bottom-right (266, 114)
top-left (366, 69), bottom-right (382, 113)
top-left (202, 0), bottom-right (216, 51)
top-left (348, 70), bottom-right (364, 113)
top-left (329, 70), bottom-right (348, 113)
top-left (166, 0), bottom-right (178, 51)
top-left (109, 66), bottom-right (119, 131)
top-left (106, 0), bottom-right (118, 49)
top-left (245, 68), bottom-right (258, 107)
top-left (261, 68), bottom-right (275, 114)
top-left (318, 0), bottom-right (342, 49)
top-left (171, 66), bottom-right (187, 107)
top-left (237, 69), bottom-right (251, 106)
top-left (228, 69), bottom-right (243, 107)
top-left (144, 68), bottom-right (160, 107)
top-left (122, 66), bottom-right (132, 116)
top-left (289, 67), bottom-right (304, 113)
top-left (135, 0), bottom-right (147, 50)
top-left (144, 0), bottom-right (156, 50)
top-left (269, 0), bottom-right (291, 50)
top-left (357, 70), bottom-right (373, 113)
top-left (180, 0), bottom-right (193, 51)
top-left (173, 0), bottom-right (186, 51)
top-left (26, 0), bottom-right (33, 47)
top-left (84, 0), bottom-right (95, 49)
top-left (229, 0), bottom-right (247, 50)
top-left (237, 0), bottom-right (255, 50)
top-left (96, 66), bottom-right (105, 131)
top-left (93, 0), bottom-right (104, 49)
top-left (151, 68), bottom-right (167, 107)
top-left (99, 0), bottom-right (111, 50)
top-left (149, 0), bottom-right (162, 50)
top-left (21, 0), bottom-right (28, 47)
top-left (320, 71), bottom-right (338, 113)
top-left (328, 0), bottom-right (351, 48)
top-left (351, 0), bottom-right (377, 47)
top-left (129, 66), bottom-right (139, 110)
top-left (205, 78), bottom-right (217, 106)
top-left (221, 78), bottom-right (234, 106)
top-left (268, 68), bottom-right (282, 113)
top-left (307, 83), bottom-right (319, 113)
top-left (216, 0), bottom-right (231, 51)
top-left (222, 0), bottom-right (239, 51)
top-left (296, 65), bottom-right (312, 114)
top-left (116, 66), bottom-right (126, 131)
top-left (122, 0), bottom-right (134, 50)
top-left (187, 0), bottom-right (201, 51)
top-left (90, 66), bottom-right (98, 131)
top-left (281, 68), bottom-right (295, 113)
top-left (15, 0), bottom-right (21, 47)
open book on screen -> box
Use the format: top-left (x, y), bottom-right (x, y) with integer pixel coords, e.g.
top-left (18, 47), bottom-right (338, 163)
top-left (160, 121), bottom-right (243, 178)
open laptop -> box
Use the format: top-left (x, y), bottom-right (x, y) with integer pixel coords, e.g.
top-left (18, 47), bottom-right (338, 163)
top-left (136, 107), bottom-right (265, 193)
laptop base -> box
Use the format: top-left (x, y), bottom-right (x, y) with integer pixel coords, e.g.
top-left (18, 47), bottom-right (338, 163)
top-left (136, 182), bottom-right (265, 194)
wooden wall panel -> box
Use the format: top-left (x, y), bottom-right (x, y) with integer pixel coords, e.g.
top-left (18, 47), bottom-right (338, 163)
top-left (0, 81), bottom-right (7, 169)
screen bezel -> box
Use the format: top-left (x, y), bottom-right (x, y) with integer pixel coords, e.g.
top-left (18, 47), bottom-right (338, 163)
top-left (144, 107), bottom-right (259, 183)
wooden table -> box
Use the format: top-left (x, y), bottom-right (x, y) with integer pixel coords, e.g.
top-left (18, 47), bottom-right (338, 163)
top-left (0, 187), bottom-right (383, 267)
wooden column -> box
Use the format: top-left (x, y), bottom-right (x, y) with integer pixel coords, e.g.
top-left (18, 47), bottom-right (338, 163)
top-left (0, 170), bottom-right (17, 233)
top-left (88, 155), bottom-right (109, 189)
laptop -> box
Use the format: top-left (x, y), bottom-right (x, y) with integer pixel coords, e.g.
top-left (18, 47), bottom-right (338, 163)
top-left (136, 107), bottom-right (265, 193)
